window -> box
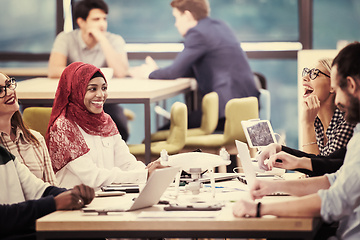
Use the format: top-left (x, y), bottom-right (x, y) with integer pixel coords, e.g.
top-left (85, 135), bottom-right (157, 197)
top-left (105, 0), bottom-right (299, 44)
top-left (0, 0), bottom-right (56, 53)
top-left (313, 0), bottom-right (360, 49)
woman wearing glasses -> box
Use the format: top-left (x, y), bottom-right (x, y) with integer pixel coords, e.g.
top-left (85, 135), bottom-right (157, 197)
top-left (301, 58), bottom-right (355, 156)
top-left (0, 72), bottom-right (57, 185)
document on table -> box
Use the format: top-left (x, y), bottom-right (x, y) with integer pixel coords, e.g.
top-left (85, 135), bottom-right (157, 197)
top-left (137, 211), bottom-right (221, 218)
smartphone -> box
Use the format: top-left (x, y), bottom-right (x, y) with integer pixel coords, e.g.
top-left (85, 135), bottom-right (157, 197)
top-left (101, 184), bottom-right (139, 193)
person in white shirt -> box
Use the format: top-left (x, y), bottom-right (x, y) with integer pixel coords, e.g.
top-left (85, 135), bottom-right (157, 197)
top-left (0, 144), bottom-right (94, 240)
top-left (233, 41), bottom-right (360, 240)
top-left (46, 62), bottom-right (161, 190)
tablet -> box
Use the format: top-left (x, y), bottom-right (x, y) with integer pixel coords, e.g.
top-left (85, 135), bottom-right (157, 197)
top-left (241, 119), bottom-right (277, 148)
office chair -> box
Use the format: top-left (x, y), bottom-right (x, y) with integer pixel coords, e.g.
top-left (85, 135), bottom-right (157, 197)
top-left (259, 88), bottom-right (271, 120)
top-left (22, 107), bottom-right (135, 138)
top-left (128, 101), bottom-right (187, 162)
top-left (182, 97), bottom-right (259, 171)
top-left (22, 107), bottom-right (52, 137)
top-left (150, 92), bottom-right (219, 142)
top-left (254, 72), bottom-right (271, 120)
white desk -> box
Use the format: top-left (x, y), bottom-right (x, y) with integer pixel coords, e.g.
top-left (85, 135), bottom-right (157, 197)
top-left (16, 77), bottom-right (194, 164)
top-left (36, 178), bottom-right (322, 240)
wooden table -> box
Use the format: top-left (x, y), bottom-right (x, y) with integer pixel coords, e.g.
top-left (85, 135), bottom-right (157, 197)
top-left (16, 77), bottom-right (193, 164)
top-left (36, 178), bottom-right (322, 240)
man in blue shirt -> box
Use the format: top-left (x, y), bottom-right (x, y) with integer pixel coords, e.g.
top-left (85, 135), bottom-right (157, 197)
top-left (130, 0), bottom-right (259, 131)
top-left (233, 41), bottom-right (360, 240)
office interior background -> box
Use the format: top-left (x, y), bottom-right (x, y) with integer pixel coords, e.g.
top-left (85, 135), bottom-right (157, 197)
top-left (1, 0), bottom-right (360, 149)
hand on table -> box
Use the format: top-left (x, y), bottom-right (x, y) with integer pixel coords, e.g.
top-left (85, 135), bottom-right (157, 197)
top-left (250, 179), bottom-right (278, 200)
top-left (233, 199), bottom-right (257, 217)
top-left (54, 184), bottom-right (95, 210)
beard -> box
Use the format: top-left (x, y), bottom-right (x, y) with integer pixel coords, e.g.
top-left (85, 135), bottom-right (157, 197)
top-left (344, 93), bottom-right (360, 124)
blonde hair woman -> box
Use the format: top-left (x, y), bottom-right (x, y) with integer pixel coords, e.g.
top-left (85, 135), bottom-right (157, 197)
top-left (302, 58), bottom-right (355, 156)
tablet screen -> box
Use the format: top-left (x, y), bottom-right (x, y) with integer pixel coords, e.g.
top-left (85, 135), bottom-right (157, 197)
top-left (241, 120), bottom-right (277, 148)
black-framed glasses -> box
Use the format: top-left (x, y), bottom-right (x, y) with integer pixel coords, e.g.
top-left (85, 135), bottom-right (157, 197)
top-left (0, 77), bottom-right (17, 98)
top-left (302, 67), bottom-right (330, 80)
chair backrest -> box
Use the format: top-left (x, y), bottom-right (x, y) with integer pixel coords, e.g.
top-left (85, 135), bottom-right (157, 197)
top-left (166, 102), bottom-right (187, 148)
top-left (222, 97), bottom-right (259, 145)
top-left (259, 88), bottom-right (271, 120)
top-left (22, 107), bottom-right (52, 138)
top-left (199, 92), bottom-right (219, 134)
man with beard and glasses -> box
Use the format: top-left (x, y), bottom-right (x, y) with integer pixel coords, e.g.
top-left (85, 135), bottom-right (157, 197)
top-left (233, 41), bottom-right (360, 240)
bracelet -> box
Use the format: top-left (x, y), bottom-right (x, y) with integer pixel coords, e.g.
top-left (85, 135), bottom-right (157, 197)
top-left (302, 141), bottom-right (317, 147)
top-left (256, 202), bottom-right (261, 218)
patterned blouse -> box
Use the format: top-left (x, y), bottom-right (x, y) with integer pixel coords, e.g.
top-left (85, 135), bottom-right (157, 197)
top-left (0, 127), bottom-right (57, 185)
top-left (314, 108), bottom-right (356, 156)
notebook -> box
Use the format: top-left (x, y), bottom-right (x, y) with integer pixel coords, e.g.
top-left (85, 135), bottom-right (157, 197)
top-left (82, 166), bottom-right (181, 214)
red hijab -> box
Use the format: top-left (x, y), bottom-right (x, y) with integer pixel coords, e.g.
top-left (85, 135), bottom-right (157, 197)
top-left (46, 62), bottom-right (118, 173)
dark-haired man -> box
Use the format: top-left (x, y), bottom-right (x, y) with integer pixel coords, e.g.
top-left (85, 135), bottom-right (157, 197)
top-left (130, 0), bottom-right (259, 131)
top-left (233, 42), bottom-right (360, 240)
top-left (48, 0), bottom-right (129, 141)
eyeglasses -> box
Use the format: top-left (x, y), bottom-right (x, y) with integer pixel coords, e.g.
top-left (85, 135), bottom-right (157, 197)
top-left (302, 67), bottom-right (330, 80)
top-left (0, 78), bottom-right (17, 98)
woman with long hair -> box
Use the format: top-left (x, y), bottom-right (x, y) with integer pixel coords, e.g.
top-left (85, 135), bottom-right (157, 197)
top-left (0, 71), bottom-right (56, 185)
top-left (301, 58), bottom-right (355, 156)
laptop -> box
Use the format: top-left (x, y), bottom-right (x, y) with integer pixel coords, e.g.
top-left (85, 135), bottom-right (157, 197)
top-left (235, 140), bottom-right (257, 189)
top-left (235, 140), bottom-right (289, 195)
top-left (82, 166), bottom-right (180, 214)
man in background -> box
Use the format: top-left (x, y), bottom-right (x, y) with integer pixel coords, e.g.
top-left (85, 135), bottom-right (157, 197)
top-left (130, 0), bottom-right (259, 131)
top-left (48, 0), bottom-right (130, 141)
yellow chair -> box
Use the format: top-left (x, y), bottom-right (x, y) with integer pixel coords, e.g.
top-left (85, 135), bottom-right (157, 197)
top-left (183, 97), bottom-right (259, 155)
top-left (22, 107), bottom-right (135, 138)
top-left (150, 92), bottom-right (219, 142)
top-left (129, 102), bottom-right (188, 161)
top-left (22, 107), bottom-right (52, 137)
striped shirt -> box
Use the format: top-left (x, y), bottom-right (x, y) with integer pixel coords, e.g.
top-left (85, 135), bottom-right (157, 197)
top-left (0, 127), bottom-right (57, 186)
top-left (314, 108), bottom-right (355, 156)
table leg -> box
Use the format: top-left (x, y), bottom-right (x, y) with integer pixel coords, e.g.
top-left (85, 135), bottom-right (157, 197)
top-left (144, 100), bottom-right (151, 164)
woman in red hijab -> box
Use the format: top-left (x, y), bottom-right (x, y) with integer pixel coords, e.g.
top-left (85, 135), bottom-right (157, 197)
top-left (46, 62), bottom-right (153, 190)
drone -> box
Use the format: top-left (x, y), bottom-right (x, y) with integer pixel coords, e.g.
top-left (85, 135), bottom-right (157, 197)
top-left (159, 148), bottom-right (231, 198)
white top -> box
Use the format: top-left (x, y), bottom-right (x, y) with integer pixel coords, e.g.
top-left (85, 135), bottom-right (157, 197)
top-left (0, 156), bottom-right (48, 204)
top-left (56, 125), bottom-right (147, 190)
